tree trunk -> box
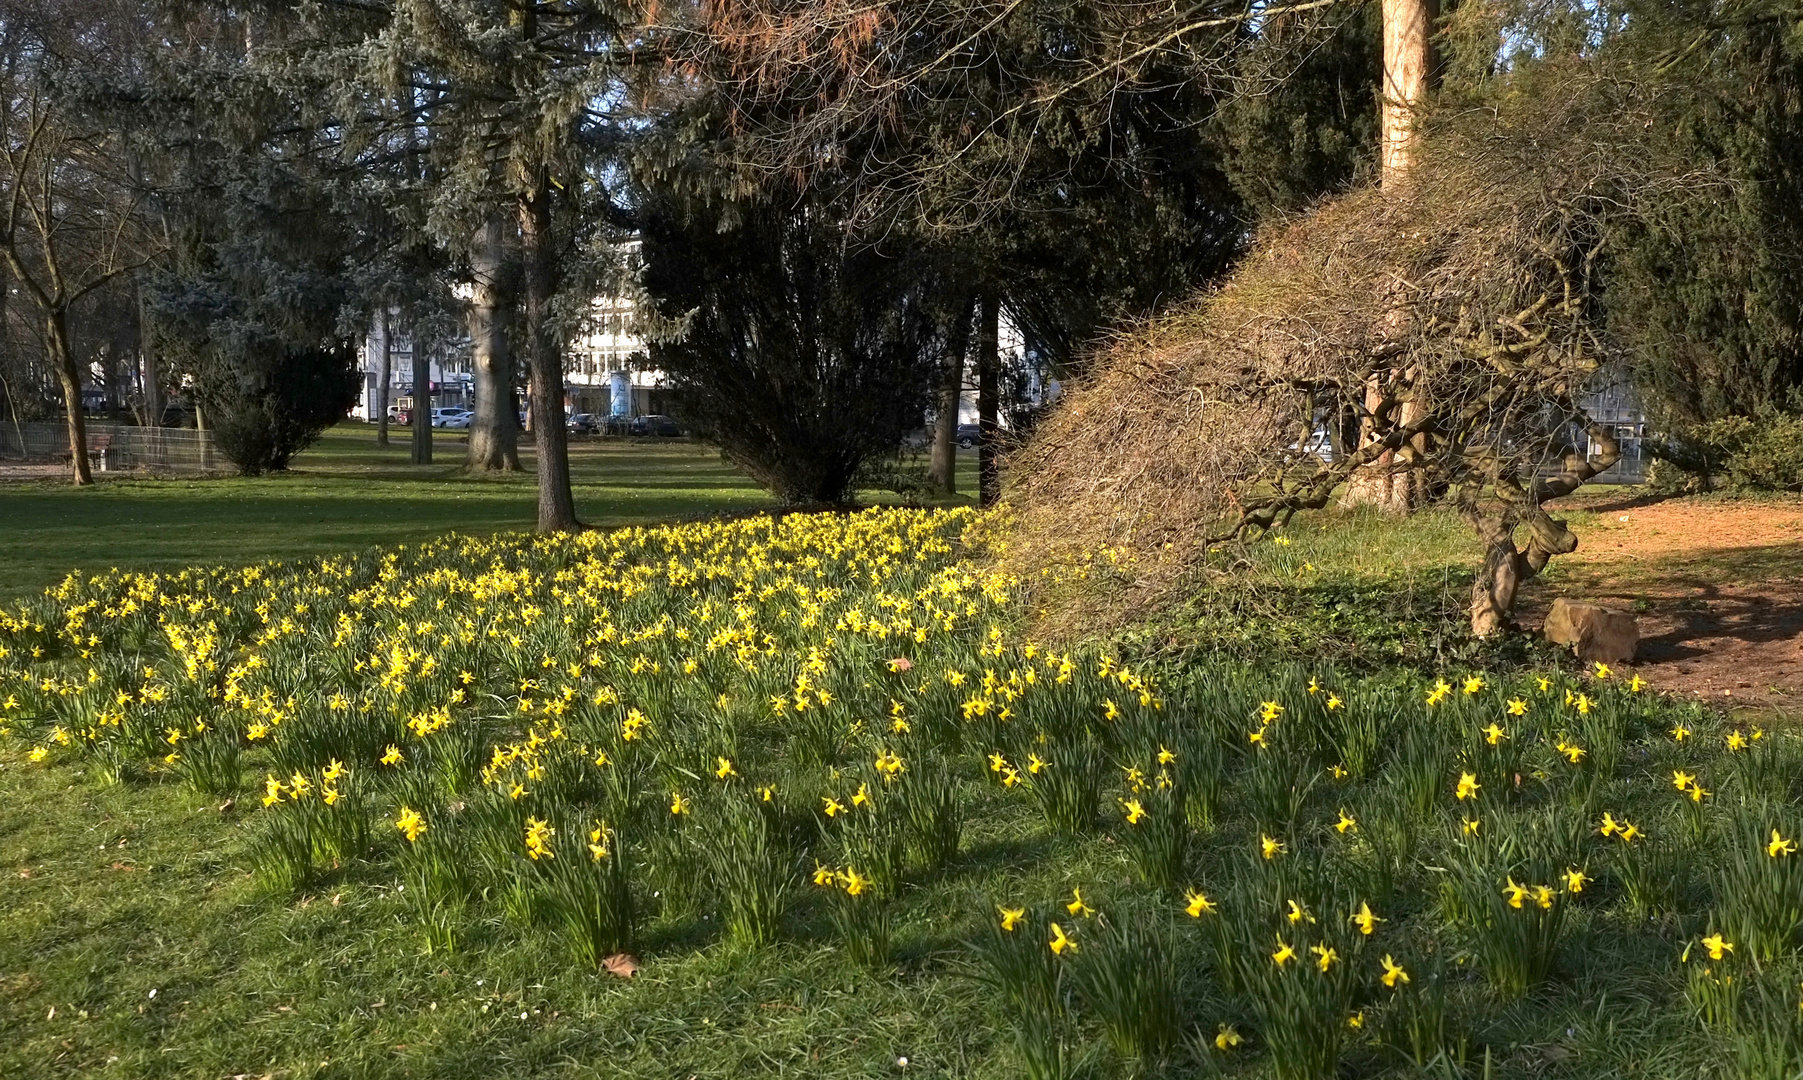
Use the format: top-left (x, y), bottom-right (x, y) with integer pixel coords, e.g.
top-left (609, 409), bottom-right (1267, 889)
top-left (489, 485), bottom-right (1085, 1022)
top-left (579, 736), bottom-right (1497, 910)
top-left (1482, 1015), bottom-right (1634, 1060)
top-left (519, 178), bottom-right (579, 532)
top-left (46, 308), bottom-right (91, 485)
top-left (1380, 0), bottom-right (1434, 186)
top-left (373, 310), bottom-right (392, 446)
top-left (977, 290), bottom-right (1001, 507)
top-left (467, 215), bottom-right (520, 472)
top-left (411, 321), bottom-right (432, 465)
top-left (139, 285), bottom-right (163, 428)
top-left (928, 296), bottom-right (976, 494)
top-left (1345, 0), bottom-right (1437, 512)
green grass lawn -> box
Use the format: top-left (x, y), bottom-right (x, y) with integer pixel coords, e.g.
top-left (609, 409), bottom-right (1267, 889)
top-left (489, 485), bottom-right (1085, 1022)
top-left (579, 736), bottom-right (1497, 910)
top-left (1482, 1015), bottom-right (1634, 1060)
top-left (0, 424), bottom-right (982, 603)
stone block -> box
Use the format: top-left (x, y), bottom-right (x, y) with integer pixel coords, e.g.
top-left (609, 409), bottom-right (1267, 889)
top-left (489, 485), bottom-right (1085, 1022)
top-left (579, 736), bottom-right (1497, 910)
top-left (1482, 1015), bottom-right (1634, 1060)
top-left (1543, 598), bottom-right (1638, 664)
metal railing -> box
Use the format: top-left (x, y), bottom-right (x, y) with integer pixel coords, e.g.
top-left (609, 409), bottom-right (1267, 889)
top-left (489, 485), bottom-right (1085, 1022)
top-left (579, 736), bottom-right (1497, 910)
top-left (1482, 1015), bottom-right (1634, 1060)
top-left (0, 421), bottom-right (234, 475)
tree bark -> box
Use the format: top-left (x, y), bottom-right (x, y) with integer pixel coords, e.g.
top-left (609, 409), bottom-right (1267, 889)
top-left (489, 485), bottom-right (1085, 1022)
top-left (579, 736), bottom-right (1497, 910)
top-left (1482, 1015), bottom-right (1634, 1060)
top-left (977, 290), bottom-right (1001, 507)
top-left (138, 284), bottom-right (162, 427)
top-left (519, 177), bottom-right (579, 532)
top-left (928, 295), bottom-right (976, 494)
top-left (466, 215), bottom-right (519, 472)
top-left (1345, 0), bottom-right (1437, 512)
top-left (46, 308), bottom-right (91, 485)
top-left (411, 319), bottom-right (432, 465)
top-left (373, 310), bottom-right (392, 446)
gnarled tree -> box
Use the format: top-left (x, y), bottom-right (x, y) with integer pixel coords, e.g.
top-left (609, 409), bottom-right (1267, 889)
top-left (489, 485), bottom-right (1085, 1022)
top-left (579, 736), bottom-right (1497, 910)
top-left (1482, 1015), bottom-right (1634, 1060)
top-left (1004, 67), bottom-right (1713, 637)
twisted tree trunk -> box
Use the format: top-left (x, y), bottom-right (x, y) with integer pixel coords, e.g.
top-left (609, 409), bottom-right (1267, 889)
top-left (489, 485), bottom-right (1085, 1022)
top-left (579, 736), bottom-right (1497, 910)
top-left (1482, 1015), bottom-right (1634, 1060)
top-left (519, 175), bottom-right (578, 532)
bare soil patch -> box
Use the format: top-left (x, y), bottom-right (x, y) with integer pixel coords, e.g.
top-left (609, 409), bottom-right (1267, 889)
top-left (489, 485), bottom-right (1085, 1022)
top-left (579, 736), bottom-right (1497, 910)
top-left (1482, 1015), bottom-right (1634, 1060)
top-left (1530, 495), bottom-right (1803, 710)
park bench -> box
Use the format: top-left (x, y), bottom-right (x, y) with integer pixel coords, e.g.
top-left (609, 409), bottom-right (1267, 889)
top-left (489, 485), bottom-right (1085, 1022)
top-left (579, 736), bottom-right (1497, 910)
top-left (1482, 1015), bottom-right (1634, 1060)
top-left (84, 431), bottom-right (114, 472)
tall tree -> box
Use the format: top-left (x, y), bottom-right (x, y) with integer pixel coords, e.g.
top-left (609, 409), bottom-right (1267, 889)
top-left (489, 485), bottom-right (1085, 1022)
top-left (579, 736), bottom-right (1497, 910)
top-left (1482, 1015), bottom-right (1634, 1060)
top-left (0, 6), bottom-right (166, 485)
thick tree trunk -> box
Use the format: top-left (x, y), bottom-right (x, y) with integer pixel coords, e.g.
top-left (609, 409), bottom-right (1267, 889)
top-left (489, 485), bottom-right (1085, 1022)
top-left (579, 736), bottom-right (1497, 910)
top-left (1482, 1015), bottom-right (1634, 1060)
top-left (467, 215), bottom-right (520, 472)
top-left (1346, 0), bottom-right (1437, 512)
top-left (411, 323), bottom-right (432, 465)
top-left (519, 179), bottom-right (579, 532)
top-left (46, 308), bottom-right (91, 486)
top-left (373, 311), bottom-right (392, 446)
top-left (976, 290), bottom-right (1001, 507)
top-left (928, 296), bottom-right (976, 494)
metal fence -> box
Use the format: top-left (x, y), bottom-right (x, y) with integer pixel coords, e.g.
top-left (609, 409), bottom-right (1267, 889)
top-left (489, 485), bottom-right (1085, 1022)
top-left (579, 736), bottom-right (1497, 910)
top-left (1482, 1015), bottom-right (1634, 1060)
top-left (0, 421), bottom-right (234, 476)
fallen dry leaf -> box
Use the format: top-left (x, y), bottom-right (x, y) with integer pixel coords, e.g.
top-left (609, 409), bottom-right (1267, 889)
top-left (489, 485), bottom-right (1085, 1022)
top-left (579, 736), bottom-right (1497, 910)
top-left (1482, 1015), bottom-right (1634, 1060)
top-left (602, 953), bottom-right (640, 979)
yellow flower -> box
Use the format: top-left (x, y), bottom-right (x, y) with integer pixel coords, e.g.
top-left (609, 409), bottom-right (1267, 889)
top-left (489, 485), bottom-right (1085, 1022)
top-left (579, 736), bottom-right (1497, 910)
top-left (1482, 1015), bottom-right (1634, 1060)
top-left (1574, 693), bottom-right (1594, 715)
top-left (851, 782), bottom-right (871, 808)
top-left (1247, 729), bottom-right (1266, 747)
top-left (1067, 887), bottom-right (1095, 918)
top-left (1348, 1010), bottom-right (1366, 1030)
top-left (1464, 676), bottom-right (1485, 695)
top-left (999, 906), bottom-right (1026, 932)
top-left (760, 784), bottom-right (776, 802)
top-left (1688, 782), bottom-right (1711, 803)
top-left (1121, 798), bottom-right (1147, 825)
top-left (812, 864), bottom-right (836, 887)
top-left (380, 745), bottom-right (403, 766)
top-left (1287, 899), bottom-right (1315, 925)
top-left (1727, 731), bottom-right (1748, 751)
top-left (1351, 901), bottom-right (1382, 936)
top-left (823, 796), bottom-right (845, 817)
top-left (1557, 740), bottom-right (1586, 764)
top-left (1184, 890), bottom-right (1216, 917)
top-left (1326, 693), bottom-right (1343, 710)
top-left (1329, 763), bottom-right (1347, 779)
top-left (669, 791), bottom-right (690, 815)
top-left (1701, 933), bottom-right (1733, 960)
top-left (1271, 936), bottom-right (1296, 967)
top-left (1425, 680), bottom-right (1452, 706)
top-left (840, 867), bottom-right (869, 896)
top-left (1381, 954), bottom-right (1410, 987)
top-left (1599, 812), bottom-right (1620, 838)
top-left (1027, 753), bottom-right (1047, 774)
top-left (1671, 723), bottom-right (1690, 742)
top-left (988, 752), bottom-right (1008, 773)
top-left (715, 757), bottom-right (737, 779)
top-left (1048, 922), bottom-right (1076, 955)
top-left (1537, 676), bottom-right (1551, 692)
top-left (1311, 943), bottom-right (1340, 972)
top-left (1507, 698), bottom-right (1528, 716)
top-left (1564, 867), bottom-right (1589, 893)
top-left (1619, 821), bottom-right (1641, 843)
top-left (1260, 700), bottom-right (1284, 723)
top-left (1503, 877), bottom-right (1529, 909)
top-left (1463, 817), bottom-right (1481, 835)
top-left (1629, 674), bottom-right (1646, 692)
top-left (1455, 772), bottom-right (1481, 800)
top-left (524, 817), bottom-right (555, 860)
top-left (1335, 810), bottom-right (1357, 834)
top-left (588, 825), bottom-right (611, 861)
top-left (1483, 723), bottom-right (1507, 745)
top-left (262, 774), bottom-right (285, 807)
top-left (1261, 834), bottom-right (1285, 860)
top-left (1157, 745), bottom-right (1176, 765)
top-left (1532, 884), bottom-right (1555, 909)
top-left (1214, 1023), bottom-right (1243, 1050)
top-left (322, 759), bottom-right (345, 782)
top-left (1673, 770), bottom-right (1696, 792)
top-left (395, 806), bottom-right (426, 842)
top-left (1769, 830), bottom-right (1797, 858)
top-left (27, 746), bottom-right (48, 764)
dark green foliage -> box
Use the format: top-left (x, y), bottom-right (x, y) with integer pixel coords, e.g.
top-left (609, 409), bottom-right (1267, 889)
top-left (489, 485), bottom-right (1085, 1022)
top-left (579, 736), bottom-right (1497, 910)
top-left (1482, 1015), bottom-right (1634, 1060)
top-left (637, 199), bottom-right (949, 505)
top-left (200, 344), bottom-right (359, 474)
top-left (1212, 5), bottom-right (1382, 221)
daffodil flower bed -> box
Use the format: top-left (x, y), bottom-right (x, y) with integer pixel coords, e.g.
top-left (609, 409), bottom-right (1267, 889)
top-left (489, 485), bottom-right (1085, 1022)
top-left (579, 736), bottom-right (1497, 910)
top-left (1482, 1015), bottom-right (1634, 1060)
top-left (3, 507), bottom-right (1802, 1078)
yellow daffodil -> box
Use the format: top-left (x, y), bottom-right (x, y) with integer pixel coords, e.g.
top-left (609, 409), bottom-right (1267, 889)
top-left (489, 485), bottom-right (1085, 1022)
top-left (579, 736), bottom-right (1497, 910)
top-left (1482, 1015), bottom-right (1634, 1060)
top-left (1456, 772), bottom-right (1481, 800)
top-left (1335, 810), bottom-right (1357, 834)
top-left (999, 906), bottom-right (1026, 932)
top-left (1483, 723), bottom-right (1507, 745)
top-left (1067, 887), bottom-right (1095, 918)
top-left (1426, 680), bottom-right (1452, 706)
top-left (1271, 936), bottom-right (1296, 966)
top-left (1121, 798), bottom-right (1147, 825)
top-left (1049, 922), bottom-right (1076, 955)
top-left (670, 792), bottom-right (690, 815)
top-left (1673, 770), bottom-right (1696, 792)
top-left (1381, 954), bottom-right (1410, 987)
top-left (1311, 943), bottom-right (1340, 972)
top-left (1185, 890), bottom-right (1216, 917)
top-left (395, 806), bottom-right (426, 842)
top-left (1507, 698), bottom-right (1528, 716)
top-left (1769, 830), bottom-right (1797, 858)
top-left (1503, 877), bottom-right (1529, 909)
top-left (1564, 867), bottom-right (1589, 893)
top-left (380, 745), bottom-right (403, 766)
top-left (1351, 901), bottom-right (1382, 935)
top-left (1261, 834), bottom-right (1285, 860)
top-left (1214, 1023), bottom-right (1243, 1050)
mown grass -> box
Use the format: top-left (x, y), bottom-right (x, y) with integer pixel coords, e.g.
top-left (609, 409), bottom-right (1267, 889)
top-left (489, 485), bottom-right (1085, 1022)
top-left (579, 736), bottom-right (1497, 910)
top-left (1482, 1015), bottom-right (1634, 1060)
top-left (0, 424), bottom-right (982, 603)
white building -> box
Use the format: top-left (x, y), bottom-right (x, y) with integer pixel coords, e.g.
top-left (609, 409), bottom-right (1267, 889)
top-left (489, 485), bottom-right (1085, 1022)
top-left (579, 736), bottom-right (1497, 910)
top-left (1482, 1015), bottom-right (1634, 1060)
top-left (350, 296), bottom-right (668, 422)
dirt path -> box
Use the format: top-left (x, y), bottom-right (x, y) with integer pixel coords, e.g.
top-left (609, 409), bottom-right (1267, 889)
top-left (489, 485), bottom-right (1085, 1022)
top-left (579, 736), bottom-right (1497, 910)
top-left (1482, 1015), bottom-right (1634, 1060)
top-left (1534, 495), bottom-right (1803, 710)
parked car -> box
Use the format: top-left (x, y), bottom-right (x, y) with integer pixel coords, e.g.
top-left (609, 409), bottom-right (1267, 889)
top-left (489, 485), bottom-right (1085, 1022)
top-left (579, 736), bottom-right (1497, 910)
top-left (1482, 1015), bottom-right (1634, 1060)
top-left (629, 414), bottom-right (683, 437)
top-left (433, 408), bottom-right (473, 429)
top-left (956, 423), bottom-right (982, 449)
top-left (566, 413), bottom-right (601, 434)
